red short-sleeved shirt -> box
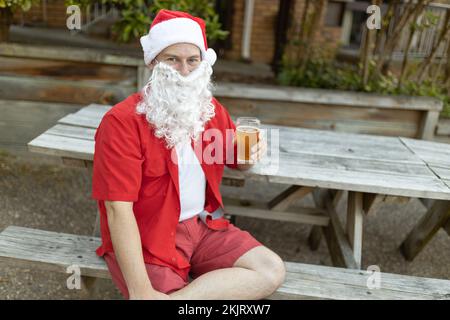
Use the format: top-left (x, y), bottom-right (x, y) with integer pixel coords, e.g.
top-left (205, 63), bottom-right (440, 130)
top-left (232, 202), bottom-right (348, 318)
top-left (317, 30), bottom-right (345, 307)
top-left (91, 92), bottom-right (239, 280)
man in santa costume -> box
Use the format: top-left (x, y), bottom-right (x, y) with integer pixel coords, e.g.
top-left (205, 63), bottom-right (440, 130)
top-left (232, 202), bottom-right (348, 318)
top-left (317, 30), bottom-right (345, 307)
top-left (92, 9), bottom-right (285, 300)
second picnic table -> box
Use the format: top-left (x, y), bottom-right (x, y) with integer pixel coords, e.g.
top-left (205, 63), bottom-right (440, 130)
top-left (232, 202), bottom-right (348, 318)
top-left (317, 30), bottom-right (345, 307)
top-left (28, 103), bottom-right (450, 270)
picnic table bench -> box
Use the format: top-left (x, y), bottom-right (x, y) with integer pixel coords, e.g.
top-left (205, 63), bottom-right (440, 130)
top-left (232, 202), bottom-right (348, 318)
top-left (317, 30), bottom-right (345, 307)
top-left (1, 102), bottom-right (450, 299)
top-left (0, 226), bottom-right (449, 299)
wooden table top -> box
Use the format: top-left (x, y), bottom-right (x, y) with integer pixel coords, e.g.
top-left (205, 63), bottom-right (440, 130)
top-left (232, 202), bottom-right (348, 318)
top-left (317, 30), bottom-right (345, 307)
top-left (28, 104), bottom-right (450, 201)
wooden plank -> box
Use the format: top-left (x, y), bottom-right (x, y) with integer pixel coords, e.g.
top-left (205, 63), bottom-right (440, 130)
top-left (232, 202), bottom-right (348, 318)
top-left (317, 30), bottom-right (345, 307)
top-left (444, 219), bottom-right (450, 236)
top-left (332, 190), bottom-right (346, 210)
top-left (430, 166), bottom-right (450, 180)
top-left (224, 98), bottom-right (421, 138)
top-left (58, 114), bottom-right (102, 129)
top-left (418, 110), bottom-right (440, 140)
top-left (419, 198), bottom-right (435, 210)
top-left (25, 104), bottom-right (450, 200)
top-left (0, 56), bottom-right (137, 81)
top-left (0, 99), bottom-right (82, 155)
top-left (25, 130), bottom-right (450, 200)
top-left (215, 83), bottom-right (443, 111)
top-left (28, 133), bottom-right (94, 161)
top-left (307, 188), bottom-right (330, 251)
top-left (265, 152), bottom-right (450, 201)
top-left (307, 226), bottom-right (322, 251)
top-left (346, 192), bottom-right (364, 269)
top-left (382, 195), bottom-right (410, 204)
top-left (0, 43), bottom-right (142, 66)
top-left (313, 189), bottom-right (358, 269)
top-left (0, 75), bottom-right (135, 105)
top-left (268, 186), bottom-right (314, 211)
top-left (362, 193), bottom-right (383, 215)
top-left (0, 226), bottom-right (110, 279)
top-left (269, 262), bottom-right (450, 300)
top-left (267, 125), bottom-right (423, 165)
top-left (400, 137), bottom-right (450, 169)
top-left (72, 103), bottom-right (112, 116)
top-left (225, 205), bottom-right (329, 226)
top-left (400, 200), bottom-right (450, 261)
top-left (2, 226), bottom-right (449, 300)
top-left (47, 124), bottom-right (96, 141)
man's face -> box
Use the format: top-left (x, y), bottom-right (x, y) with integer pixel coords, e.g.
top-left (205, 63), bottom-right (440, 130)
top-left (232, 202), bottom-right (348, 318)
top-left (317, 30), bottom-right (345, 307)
top-left (151, 43), bottom-right (202, 77)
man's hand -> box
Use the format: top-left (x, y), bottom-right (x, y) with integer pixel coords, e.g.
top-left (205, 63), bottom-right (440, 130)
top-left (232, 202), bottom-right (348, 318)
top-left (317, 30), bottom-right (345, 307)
top-left (237, 136), bottom-right (268, 171)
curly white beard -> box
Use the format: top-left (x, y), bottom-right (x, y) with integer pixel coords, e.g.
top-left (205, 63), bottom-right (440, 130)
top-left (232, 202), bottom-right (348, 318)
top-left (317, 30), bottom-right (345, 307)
top-left (136, 61), bottom-right (216, 149)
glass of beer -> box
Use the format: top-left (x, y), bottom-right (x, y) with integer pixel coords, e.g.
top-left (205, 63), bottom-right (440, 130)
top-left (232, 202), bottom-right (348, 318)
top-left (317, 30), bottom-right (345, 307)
top-left (236, 117), bottom-right (260, 164)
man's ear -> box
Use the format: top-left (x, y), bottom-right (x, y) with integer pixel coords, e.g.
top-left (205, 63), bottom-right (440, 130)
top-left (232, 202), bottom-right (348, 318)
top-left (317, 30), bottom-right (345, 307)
top-left (148, 59), bottom-right (157, 70)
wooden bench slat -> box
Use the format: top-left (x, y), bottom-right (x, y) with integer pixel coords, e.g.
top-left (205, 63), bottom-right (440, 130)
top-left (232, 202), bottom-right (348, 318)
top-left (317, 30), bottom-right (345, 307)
top-left (0, 226), bottom-right (109, 279)
top-left (28, 133), bottom-right (94, 161)
top-left (272, 262), bottom-right (450, 300)
top-left (1, 226), bottom-right (449, 300)
top-left (47, 124), bottom-right (96, 141)
top-left (58, 113), bottom-right (102, 129)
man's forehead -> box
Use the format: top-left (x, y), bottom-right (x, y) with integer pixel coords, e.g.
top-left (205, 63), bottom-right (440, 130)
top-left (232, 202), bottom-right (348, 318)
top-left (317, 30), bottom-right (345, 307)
top-left (160, 52), bottom-right (201, 58)
top-left (160, 44), bottom-right (201, 57)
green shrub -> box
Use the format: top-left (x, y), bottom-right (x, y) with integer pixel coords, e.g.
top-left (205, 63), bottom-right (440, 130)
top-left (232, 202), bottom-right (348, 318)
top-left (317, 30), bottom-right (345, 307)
top-left (278, 58), bottom-right (450, 118)
top-left (66, 0), bottom-right (229, 43)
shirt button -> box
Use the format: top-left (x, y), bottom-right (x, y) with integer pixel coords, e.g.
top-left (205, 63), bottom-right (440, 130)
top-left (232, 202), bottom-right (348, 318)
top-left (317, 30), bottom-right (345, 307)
top-left (171, 257), bottom-right (176, 262)
top-left (170, 232), bottom-right (175, 236)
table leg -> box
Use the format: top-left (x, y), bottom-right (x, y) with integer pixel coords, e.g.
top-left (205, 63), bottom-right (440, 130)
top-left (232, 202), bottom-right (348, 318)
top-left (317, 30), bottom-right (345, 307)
top-left (400, 200), bottom-right (450, 261)
top-left (267, 186), bottom-right (314, 211)
top-left (314, 189), bottom-right (358, 269)
top-left (346, 191), bottom-right (364, 269)
top-left (308, 190), bottom-right (345, 251)
top-left (445, 219), bottom-right (450, 236)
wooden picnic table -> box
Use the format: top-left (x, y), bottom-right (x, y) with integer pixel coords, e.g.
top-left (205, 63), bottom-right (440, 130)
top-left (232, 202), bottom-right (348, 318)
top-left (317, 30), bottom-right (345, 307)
top-left (28, 103), bottom-right (450, 270)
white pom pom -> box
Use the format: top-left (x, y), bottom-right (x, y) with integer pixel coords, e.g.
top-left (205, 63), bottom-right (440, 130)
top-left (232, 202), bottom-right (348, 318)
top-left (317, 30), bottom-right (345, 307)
top-left (204, 48), bottom-right (217, 66)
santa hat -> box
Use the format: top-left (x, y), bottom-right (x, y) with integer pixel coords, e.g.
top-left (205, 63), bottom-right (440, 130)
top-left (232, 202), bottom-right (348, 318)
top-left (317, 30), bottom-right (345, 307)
top-left (140, 9), bottom-right (217, 66)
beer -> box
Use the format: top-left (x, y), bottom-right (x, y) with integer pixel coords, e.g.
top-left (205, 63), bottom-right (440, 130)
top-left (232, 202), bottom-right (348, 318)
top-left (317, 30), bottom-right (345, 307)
top-left (236, 117), bottom-right (260, 164)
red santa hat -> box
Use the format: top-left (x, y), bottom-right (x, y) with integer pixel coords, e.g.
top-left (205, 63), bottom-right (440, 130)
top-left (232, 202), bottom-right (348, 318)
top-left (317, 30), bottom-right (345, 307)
top-left (140, 9), bottom-right (217, 66)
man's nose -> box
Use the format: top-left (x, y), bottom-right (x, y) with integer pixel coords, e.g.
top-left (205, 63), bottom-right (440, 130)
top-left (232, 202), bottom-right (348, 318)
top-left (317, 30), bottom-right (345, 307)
top-left (177, 62), bottom-right (191, 77)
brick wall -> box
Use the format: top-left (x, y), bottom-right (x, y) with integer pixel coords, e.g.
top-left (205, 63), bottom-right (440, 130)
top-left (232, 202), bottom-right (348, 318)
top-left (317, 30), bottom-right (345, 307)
top-left (13, 0), bottom-right (68, 28)
top-left (224, 0), bottom-right (280, 64)
top-left (11, 0), bottom-right (343, 65)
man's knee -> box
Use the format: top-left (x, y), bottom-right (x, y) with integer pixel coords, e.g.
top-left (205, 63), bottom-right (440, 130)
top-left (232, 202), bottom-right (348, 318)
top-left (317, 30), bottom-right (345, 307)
top-left (236, 246), bottom-right (286, 293)
top-left (260, 252), bottom-right (286, 292)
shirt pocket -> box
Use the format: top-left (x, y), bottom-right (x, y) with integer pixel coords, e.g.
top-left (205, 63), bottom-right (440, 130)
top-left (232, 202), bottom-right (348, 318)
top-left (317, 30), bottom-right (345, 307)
top-left (140, 154), bottom-right (169, 198)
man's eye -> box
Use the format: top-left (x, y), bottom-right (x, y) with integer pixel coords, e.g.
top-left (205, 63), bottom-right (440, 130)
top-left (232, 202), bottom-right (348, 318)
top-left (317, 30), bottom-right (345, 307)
top-left (167, 58), bottom-right (176, 62)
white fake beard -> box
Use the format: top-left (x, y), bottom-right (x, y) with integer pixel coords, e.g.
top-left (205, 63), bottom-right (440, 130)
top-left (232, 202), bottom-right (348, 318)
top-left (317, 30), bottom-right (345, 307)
top-left (136, 61), bottom-right (216, 149)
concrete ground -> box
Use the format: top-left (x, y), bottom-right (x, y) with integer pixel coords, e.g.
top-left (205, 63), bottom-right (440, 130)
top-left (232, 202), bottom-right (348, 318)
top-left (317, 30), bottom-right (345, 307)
top-left (0, 150), bottom-right (449, 300)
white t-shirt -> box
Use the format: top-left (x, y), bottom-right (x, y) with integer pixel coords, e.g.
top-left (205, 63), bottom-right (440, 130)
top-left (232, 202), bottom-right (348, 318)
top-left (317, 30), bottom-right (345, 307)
top-left (175, 142), bottom-right (206, 222)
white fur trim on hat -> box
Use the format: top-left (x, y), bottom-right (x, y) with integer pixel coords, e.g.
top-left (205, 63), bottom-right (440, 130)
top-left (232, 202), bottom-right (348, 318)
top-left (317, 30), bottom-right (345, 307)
top-left (140, 17), bottom-right (217, 66)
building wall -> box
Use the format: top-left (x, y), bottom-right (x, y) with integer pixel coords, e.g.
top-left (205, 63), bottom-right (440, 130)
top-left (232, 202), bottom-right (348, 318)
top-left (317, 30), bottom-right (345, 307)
top-left (13, 0), bottom-right (68, 28)
top-left (11, 0), bottom-right (343, 65)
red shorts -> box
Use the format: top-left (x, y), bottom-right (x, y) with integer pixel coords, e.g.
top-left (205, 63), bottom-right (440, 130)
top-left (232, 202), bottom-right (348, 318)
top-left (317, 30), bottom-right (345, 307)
top-left (104, 215), bottom-right (262, 298)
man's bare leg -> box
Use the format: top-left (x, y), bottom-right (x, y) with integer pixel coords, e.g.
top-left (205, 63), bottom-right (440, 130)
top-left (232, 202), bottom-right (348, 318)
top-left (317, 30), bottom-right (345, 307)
top-left (169, 246), bottom-right (286, 300)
